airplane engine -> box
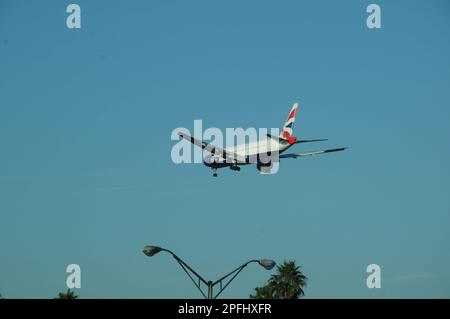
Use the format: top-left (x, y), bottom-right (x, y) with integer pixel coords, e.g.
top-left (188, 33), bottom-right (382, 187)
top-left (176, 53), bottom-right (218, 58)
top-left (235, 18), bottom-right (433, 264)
top-left (256, 162), bottom-right (273, 173)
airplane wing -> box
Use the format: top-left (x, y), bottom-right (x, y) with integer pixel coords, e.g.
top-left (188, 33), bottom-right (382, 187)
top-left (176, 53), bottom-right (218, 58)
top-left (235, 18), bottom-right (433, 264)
top-left (279, 147), bottom-right (347, 159)
top-left (177, 132), bottom-right (246, 163)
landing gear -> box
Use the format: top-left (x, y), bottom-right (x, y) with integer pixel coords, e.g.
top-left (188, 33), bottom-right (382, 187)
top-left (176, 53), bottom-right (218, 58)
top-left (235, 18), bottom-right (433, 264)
top-left (230, 165), bottom-right (241, 172)
top-left (212, 168), bottom-right (218, 177)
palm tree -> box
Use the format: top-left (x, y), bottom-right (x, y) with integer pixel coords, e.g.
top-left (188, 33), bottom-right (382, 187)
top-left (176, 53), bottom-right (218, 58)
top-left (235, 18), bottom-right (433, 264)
top-left (250, 260), bottom-right (307, 299)
top-left (55, 289), bottom-right (78, 299)
top-left (269, 260), bottom-right (307, 298)
top-left (250, 283), bottom-right (274, 299)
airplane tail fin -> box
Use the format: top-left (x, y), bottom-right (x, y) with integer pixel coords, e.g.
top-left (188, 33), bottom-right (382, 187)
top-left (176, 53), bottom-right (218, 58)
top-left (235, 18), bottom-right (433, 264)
top-left (280, 103), bottom-right (298, 144)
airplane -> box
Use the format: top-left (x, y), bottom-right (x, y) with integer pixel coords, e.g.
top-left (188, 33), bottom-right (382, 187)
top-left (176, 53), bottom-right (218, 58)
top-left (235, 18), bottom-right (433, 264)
top-left (178, 103), bottom-right (347, 176)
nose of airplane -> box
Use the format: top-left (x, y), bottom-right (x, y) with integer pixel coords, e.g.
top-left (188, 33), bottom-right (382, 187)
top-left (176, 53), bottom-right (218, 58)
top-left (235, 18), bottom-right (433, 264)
top-left (203, 155), bottom-right (213, 167)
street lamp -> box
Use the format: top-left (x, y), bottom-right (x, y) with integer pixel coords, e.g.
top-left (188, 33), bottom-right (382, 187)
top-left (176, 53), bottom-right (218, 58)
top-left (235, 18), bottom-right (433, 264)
top-left (143, 245), bottom-right (162, 257)
top-left (142, 245), bottom-right (276, 299)
top-left (258, 259), bottom-right (276, 270)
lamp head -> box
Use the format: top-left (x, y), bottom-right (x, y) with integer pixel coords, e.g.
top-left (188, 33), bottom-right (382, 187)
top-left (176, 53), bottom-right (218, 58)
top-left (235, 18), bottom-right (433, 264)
top-left (259, 259), bottom-right (276, 270)
top-left (143, 245), bottom-right (162, 257)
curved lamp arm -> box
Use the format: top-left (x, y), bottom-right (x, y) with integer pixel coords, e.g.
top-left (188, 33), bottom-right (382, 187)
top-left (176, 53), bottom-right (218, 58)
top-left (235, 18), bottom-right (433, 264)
top-left (143, 245), bottom-right (275, 299)
top-left (212, 259), bottom-right (276, 299)
top-left (143, 246), bottom-right (209, 298)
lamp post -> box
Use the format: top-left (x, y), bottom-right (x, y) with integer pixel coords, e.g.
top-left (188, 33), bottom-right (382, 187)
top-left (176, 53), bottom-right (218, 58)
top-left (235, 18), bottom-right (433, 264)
top-left (143, 245), bottom-right (276, 299)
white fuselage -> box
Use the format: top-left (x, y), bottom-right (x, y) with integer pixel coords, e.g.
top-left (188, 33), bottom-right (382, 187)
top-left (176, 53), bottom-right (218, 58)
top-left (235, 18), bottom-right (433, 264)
top-left (224, 137), bottom-right (292, 164)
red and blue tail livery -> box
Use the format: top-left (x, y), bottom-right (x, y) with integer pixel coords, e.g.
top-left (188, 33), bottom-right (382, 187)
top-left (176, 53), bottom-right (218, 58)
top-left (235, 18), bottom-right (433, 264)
top-left (281, 103), bottom-right (298, 144)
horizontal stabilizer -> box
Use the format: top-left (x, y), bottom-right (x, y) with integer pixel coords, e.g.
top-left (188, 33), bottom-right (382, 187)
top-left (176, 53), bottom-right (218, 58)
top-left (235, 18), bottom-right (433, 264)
top-left (295, 139), bottom-right (328, 144)
top-left (267, 133), bottom-right (288, 143)
top-left (279, 147), bottom-right (348, 159)
top-left (267, 134), bottom-right (327, 145)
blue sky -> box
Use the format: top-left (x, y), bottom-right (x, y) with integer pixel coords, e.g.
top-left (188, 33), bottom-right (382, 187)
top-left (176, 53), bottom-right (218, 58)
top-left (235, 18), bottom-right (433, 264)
top-left (1, 0), bottom-right (450, 298)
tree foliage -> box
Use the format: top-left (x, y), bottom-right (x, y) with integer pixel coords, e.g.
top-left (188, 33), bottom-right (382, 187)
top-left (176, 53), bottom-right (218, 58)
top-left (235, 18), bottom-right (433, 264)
top-left (250, 260), bottom-right (307, 299)
top-left (55, 289), bottom-right (78, 299)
